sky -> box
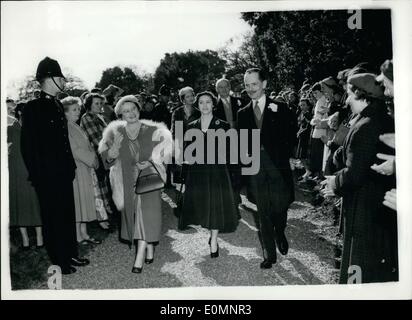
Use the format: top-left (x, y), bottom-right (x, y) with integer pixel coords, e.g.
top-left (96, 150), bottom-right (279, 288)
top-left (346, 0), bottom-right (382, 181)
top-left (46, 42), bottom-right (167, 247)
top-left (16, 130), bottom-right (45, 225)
top-left (1, 1), bottom-right (253, 97)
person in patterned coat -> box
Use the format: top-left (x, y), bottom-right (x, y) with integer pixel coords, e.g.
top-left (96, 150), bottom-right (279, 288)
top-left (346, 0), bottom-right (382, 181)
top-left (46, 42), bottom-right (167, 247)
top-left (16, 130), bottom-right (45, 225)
top-left (80, 93), bottom-right (114, 230)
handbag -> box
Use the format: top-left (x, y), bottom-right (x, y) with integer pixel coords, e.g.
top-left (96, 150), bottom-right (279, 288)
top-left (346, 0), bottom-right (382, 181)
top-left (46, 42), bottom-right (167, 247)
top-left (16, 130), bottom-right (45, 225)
top-left (134, 161), bottom-right (165, 195)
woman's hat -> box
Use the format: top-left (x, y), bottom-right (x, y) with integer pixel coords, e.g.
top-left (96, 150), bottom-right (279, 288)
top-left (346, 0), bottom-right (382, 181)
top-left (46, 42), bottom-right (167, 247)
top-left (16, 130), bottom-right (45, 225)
top-left (36, 57), bottom-right (65, 81)
top-left (103, 84), bottom-right (124, 97)
top-left (114, 95), bottom-right (141, 116)
top-left (347, 73), bottom-right (384, 98)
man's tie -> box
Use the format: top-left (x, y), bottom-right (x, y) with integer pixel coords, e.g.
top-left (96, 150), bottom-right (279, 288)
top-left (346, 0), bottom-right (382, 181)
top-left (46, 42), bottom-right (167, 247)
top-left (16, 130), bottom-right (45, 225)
top-left (254, 100), bottom-right (261, 121)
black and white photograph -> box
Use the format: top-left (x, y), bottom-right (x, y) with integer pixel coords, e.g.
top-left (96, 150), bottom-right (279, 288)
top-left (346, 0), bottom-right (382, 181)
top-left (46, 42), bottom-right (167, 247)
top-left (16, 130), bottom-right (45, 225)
top-left (1, 0), bottom-right (411, 300)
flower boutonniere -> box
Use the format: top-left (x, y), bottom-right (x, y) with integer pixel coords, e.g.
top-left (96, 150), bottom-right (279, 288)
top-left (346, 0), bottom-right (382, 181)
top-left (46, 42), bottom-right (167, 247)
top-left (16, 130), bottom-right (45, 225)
top-left (237, 99), bottom-right (242, 107)
top-left (268, 103), bottom-right (278, 112)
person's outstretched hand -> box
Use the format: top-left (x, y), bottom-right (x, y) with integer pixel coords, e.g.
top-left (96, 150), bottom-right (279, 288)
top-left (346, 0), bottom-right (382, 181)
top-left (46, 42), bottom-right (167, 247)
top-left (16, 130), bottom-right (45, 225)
top-left (320, 175), bottom-right (336, 197)
top-left (371, 153), bottom-right (395, 176)
top-left (379, 133), bottom-right (395, 149)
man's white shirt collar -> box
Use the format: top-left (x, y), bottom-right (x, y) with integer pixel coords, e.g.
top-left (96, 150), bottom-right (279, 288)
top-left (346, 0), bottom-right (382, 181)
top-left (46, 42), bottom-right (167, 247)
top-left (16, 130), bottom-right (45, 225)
top-left (220, 96), bottom-right (230, 105)
top-left (253, 95), bottom-right (266, 114)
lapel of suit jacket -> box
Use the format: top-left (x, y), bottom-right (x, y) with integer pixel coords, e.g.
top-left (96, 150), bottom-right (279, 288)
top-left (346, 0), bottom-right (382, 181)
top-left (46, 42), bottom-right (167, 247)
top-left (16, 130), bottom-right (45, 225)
top-left (230, 96), bottom-right (239, 117)
top-left (245, 101), bottom-right (258, 129)
top-left (261, 96), bottom-right (278, 136)
top-left (216, 98), bottom-right (224, 118)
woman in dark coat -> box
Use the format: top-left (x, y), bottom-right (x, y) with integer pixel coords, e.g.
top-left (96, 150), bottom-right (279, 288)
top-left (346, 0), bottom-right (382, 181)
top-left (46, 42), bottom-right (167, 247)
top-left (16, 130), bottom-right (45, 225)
top-left (322, 73), bottom-right (398, 284)
top-left (178, 91), bottom-right (239, 258)
top-left (170, 87), bottom-right (200, 184)
top-left (8, 103), bottom-right (43, 249)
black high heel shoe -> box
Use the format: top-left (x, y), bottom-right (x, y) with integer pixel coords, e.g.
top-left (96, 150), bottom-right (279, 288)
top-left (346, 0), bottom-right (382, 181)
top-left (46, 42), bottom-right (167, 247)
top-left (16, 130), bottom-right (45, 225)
top-left (132, 266), bottom-right (142, 273)
top-left (208, 238), bottom-right (219, 258)
top-left (145, 246), bottom-right (155, 264)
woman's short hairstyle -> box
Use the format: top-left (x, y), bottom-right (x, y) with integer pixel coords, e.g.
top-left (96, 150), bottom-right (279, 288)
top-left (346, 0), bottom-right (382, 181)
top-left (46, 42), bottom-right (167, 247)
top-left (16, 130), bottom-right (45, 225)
top-left (84, 93), bottom-right (105, 111)
top-left (61, 96), bottom-right (82, 112)
top-left (194, 91), bottom-right (217, 110)
top-left (114, 95), bottom-right (142, 117)
top-left (178, 86), bottom-right (194, 103)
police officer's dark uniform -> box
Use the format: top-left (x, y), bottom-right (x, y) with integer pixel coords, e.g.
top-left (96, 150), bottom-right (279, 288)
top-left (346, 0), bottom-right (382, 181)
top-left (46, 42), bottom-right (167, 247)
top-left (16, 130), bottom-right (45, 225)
top-left (20, 57), bottom-right (89, 274)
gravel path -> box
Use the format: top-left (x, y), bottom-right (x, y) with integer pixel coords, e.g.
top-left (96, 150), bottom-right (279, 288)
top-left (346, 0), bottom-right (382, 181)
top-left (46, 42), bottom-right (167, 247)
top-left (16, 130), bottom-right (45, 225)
top-left (60, 189), bottom-right (340, 289)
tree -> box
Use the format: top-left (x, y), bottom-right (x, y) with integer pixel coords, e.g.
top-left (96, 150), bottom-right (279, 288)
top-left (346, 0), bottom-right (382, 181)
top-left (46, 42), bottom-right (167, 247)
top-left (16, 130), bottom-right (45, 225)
top-left (64, 72), bottom-right (88, 97)
top-left (95, 66), bottom-right (148, 95)
top-left (153, 50), bottom-right (226, 94)
top-left (218, 31), bottom-right (262, 77)
top-left (218, 31), bottom-right (263, 94)
top-left (241, 10), bottom-right (393, 92)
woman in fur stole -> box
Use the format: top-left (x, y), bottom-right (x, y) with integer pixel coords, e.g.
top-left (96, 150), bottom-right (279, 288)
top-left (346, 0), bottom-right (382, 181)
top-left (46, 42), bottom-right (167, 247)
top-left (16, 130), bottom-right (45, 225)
top-left (99, 95), bottom-right (172, 273)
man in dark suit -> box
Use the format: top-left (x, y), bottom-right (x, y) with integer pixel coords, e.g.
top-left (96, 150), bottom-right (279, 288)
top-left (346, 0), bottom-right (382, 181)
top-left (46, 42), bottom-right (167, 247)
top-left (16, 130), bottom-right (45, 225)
top-left (237, 68), bottom-right (297, 269)
top-left (214, 78), bottom-right (244, 129)
top-left (214, 78), bottom-right (244, 210)
top-left (21, 57), bottom-right (90, 275)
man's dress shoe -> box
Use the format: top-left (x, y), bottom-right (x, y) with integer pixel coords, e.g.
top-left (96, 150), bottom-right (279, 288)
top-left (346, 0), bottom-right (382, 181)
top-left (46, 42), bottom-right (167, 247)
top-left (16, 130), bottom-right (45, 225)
top-left (276, 233), bottom-right (289, 255)
top-left (70, 257), bottom-right (90, 267)
top-left (61, 266), bottom-right (77, 275)
top-left (260, 258), bottom-right (276, 269)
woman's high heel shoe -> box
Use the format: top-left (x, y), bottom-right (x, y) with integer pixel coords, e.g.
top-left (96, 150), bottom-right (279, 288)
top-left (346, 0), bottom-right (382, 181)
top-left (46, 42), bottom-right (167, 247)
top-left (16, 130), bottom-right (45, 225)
top-left (208, 238), bottom-right (219, 258)
top-left (210, 244), bottom-right (219, 258)
top-left (145, 246), bottom-right (155, 264)
top-left (132, 266), bottom-right (142, 273)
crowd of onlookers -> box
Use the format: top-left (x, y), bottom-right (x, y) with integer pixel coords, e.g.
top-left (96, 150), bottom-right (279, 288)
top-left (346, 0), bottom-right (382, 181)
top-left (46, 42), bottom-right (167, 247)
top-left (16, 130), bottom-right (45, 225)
top-left (7, 56), bottom-right (398, 283)
top-left (271, 59), bottom-right (397, 283)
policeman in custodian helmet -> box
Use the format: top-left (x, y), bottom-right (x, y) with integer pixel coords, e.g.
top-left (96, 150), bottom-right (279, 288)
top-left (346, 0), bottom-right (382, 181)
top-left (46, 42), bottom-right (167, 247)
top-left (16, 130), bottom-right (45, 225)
top-left (20, 57), bottom-right (90, 274)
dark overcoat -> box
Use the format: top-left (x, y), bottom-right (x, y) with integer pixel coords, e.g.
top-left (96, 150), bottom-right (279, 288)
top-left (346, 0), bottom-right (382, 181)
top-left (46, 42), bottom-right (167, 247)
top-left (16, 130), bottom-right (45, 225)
top-left (20, 91), bottom-right (78, 267)
top-left (334, 101), bottom-right (398, 283)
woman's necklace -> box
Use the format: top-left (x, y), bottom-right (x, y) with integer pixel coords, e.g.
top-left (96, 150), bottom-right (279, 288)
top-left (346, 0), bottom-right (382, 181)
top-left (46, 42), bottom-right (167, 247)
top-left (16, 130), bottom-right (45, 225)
top-left (126, 122), bottom-right (141, 141)
top-left (201, 115), bottom-right (213, 132)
